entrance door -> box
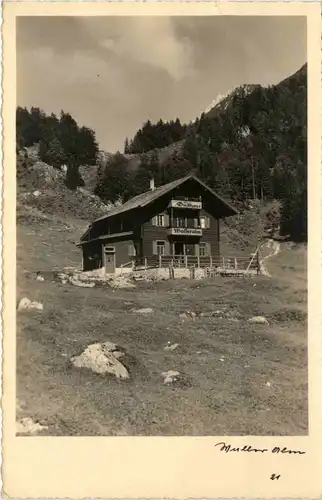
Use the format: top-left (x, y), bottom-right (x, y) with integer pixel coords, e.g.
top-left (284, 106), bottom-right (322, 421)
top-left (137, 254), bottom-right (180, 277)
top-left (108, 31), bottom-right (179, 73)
top-left (105, 254), bottom-right (115, 273)
top-left (174, 242), bottom-right (184, 255)
top-left (104, 246), bottom-right (116, 274)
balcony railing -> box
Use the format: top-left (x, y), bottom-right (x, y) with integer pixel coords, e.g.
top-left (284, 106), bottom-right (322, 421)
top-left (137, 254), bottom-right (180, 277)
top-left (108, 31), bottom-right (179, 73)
top-left (167, 227), bottom-right (203, 237)
top-left (168, 199), bottom-right (202, 210)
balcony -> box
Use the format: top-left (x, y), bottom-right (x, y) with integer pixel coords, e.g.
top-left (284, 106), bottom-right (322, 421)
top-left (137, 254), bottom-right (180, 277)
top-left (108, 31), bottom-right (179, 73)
top-left (167, 227), bottom-right (202, 237)
top-left (168, 199), bottom-right (202, 210)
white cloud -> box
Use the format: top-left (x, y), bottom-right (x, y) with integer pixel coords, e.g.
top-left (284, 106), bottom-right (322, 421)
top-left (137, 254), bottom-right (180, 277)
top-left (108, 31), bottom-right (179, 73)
top-left (79, 17), bottom-right (194, 81)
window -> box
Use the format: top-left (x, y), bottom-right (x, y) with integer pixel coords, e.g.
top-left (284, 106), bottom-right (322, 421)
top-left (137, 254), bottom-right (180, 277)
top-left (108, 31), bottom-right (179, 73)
top-left (157, 215), bottom-right (165, 226)
top-left (176, 217), bottom-right (186, 228)
top-left (156, 240), bottom-right (165, 255)
top-left (128, 244), bottom-right (136, 257)
top-left (154, 215), bottom-right (165, 226)
top-left (199, 242), bottom-right (207, 257)
top-left (200, 217), bottom-right (210, 229)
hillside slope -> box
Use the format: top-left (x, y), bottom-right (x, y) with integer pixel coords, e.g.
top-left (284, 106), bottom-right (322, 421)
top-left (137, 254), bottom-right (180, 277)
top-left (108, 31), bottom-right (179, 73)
top-left (17, 148), bottom-right (112, 222)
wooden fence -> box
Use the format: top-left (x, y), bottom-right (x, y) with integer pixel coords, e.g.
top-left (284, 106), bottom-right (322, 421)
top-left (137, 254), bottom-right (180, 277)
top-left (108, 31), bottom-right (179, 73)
top-left (132, 253), bottom-right (260, 274)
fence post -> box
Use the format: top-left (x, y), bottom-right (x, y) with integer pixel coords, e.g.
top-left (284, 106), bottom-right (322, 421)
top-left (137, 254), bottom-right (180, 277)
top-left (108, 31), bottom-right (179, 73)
top-left (222, 257), bottom-right (225, 269)
top-left (184, 255), bottom-right (188, 268)
top-left (256, 250), bottom-right (260, 275)
top-left (144, 258), bottom-right (147, 270)
top-left (159, 254), bottom-right (162, 268)
top-left (234, 257), bottom-right (238, 269)
top-left (210, 255), bottom-right (213, 268)
top-left (197, 255), bottom-right (200, 268)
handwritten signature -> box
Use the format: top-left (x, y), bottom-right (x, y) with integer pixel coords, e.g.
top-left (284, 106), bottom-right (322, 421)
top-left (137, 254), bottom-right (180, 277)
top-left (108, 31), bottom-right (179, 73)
top-left (215, 442), bottom-right (306, 455)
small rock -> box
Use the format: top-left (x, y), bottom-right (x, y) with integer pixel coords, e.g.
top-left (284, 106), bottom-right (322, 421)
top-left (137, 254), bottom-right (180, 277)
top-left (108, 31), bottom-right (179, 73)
top-left (36, 274), bottom-right (45, 282)
top-left (18, 297), bottom-right (43, 311)
top-left (164, 343), bottom-right (180, 352)
top-left (161, 370), bottom-right (180, 385)
top-left (33, 190), bottom-right (40, 197)
top-left (266, 381), bottom-right (271, 387)
top-left (179, 313), bottom-right (187, 319)
top-left (69, 278), bottom-right (95, 288)
top-left (133, 308), bottom-right (154, 314)
top-left (18, 297), bottom-right (31, 310)
top-left (16, 417), bottom-right (48, 435)
top-left (61, 279), bottom-right (68, 285)
top-left (248, 316), bottom-right (269, 325)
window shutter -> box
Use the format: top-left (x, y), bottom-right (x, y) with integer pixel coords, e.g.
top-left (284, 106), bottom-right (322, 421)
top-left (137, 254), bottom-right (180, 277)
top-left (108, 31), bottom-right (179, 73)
top-left (164, 214), bottom-right (169, 227)
top-left (151, 216), bottom-right (157, 226)
top-left (194, 218), bottom-right (198, 228)
top-left (206, 243), bottom-right (211, 256)
top-left (165, 241), bottom-right (170, 255)
top-left (152, 241), bottom-right (157, 255)
top-left (207, 217), bottom-right (211, 229)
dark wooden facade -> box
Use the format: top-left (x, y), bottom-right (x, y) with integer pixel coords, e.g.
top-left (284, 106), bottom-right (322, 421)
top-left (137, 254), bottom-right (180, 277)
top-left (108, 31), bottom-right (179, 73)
top-left (78, 175), bottom-right (238, 272)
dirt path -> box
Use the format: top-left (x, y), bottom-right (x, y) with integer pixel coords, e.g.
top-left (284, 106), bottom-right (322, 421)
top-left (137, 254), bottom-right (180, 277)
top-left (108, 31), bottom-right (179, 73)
top-left (259, 239), bottom-right (281, 277)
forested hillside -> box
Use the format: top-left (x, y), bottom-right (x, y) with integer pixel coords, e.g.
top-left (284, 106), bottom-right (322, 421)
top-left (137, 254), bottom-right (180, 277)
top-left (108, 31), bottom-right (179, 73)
top-left (16, 107), bottom-right (99, 190)
top-left (16, 63), bottom-right (307, 242)
top-left (97, 64), bottom-right (307, 241)
top-left (124, 118), bottom-right (188, 154)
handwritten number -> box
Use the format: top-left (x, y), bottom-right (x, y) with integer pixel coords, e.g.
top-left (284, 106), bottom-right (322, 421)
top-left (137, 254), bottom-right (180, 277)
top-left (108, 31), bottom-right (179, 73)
top-left (270, 474), bottom-right (281, 480)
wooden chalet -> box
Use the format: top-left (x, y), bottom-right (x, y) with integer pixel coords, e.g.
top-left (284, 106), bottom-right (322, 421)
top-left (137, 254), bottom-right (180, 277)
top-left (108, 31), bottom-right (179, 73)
top-left (78, 174), bottom-right (240, 274)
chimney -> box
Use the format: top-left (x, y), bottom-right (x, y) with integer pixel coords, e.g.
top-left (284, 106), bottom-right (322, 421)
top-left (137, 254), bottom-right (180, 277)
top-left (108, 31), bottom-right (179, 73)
top-left (150, 177), bottom-right (155, 191)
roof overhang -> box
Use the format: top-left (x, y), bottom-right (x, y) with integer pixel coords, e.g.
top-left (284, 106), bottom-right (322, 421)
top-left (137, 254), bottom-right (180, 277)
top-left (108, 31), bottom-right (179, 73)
top-left (77, 231), bottom-right (134, 247)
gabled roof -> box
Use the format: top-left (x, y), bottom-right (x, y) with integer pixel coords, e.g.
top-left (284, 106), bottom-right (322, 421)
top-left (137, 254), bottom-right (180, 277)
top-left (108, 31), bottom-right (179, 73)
top-left (91, 174), bottom-right (238, 224)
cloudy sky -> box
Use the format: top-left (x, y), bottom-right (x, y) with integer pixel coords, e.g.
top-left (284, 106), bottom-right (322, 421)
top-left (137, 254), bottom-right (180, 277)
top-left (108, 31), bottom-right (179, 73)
top-left (17, 16), bottom-right (306, 152)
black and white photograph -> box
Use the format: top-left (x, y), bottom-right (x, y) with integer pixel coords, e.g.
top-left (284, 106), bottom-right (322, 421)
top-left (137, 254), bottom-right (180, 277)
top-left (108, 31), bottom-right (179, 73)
top-left (15, 13), bottom-right (308, 439)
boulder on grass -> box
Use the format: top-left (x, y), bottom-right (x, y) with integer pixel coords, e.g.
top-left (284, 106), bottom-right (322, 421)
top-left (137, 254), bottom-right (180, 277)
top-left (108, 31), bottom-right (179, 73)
top-left (161, 370), bottom-right (180, 385)
top-left (18, 297), bottom-right (43, 312)
top-left (248, 316), bottom-right (269, 325)
top-left (71, 341), bottom-right (129, 379)
top-left (133, 308), bottom-right (154, 315)
top-left (16, 417), bottom-right (48, 435)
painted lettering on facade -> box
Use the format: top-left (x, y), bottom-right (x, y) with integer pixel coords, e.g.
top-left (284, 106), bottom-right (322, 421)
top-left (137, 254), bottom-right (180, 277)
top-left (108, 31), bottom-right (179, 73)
top-left (167, 227), bottom-right (203, 236)
top-left (169, 200), bottom-right (202, 210)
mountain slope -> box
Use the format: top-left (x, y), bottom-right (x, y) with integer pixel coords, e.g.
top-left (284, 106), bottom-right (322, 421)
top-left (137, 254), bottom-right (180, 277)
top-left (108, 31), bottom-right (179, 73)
top-left (102, 62), bottom-right (306, 180)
